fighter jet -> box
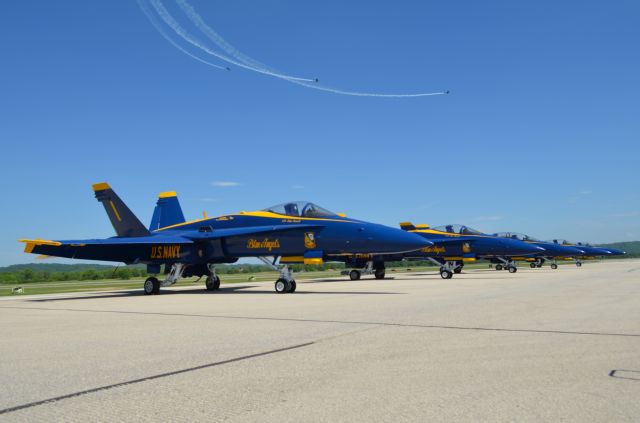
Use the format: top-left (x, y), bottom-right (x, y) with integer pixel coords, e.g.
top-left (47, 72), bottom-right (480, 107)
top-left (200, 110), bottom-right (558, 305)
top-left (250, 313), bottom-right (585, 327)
top-left (20, 183), bottom-right (431, 294)
top-left (492, 233), bottom-right (586, 269)
top-left (331, 223), bottom-right (544, 280)
top-left (547, 239), bottom-right (626, 267)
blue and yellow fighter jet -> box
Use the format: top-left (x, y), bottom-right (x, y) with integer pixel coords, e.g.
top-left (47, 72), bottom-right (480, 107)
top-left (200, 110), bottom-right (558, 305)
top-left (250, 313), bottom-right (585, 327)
top-left (547, 239), bottom-right (626, 268)
top-left (332, 223), bottom-right (544, 280)
top-left (492, 233), bottom-right (586, 270)
top-left (19, 183), bottom-right (431, 294)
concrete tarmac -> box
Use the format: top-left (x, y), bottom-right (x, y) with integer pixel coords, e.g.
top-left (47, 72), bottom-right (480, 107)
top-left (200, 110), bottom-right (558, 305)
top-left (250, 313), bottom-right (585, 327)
top-left (1, 260), bottom-right (639, 422)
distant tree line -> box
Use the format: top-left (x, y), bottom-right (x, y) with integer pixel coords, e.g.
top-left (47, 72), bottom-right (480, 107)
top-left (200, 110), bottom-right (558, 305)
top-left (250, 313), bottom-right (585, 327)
top-left (0, 260), bottom-right (437, 284)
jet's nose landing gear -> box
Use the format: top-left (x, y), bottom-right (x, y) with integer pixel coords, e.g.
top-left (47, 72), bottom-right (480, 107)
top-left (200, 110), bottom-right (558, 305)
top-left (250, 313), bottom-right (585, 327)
top-left (349, 269), bottom-right (361, 280)
top-left (258, 257), bottom-right (296, 293)
top-left (576, 261), bottom-right (583, 267)
top-left (275, 278), bottom-right (296, 293)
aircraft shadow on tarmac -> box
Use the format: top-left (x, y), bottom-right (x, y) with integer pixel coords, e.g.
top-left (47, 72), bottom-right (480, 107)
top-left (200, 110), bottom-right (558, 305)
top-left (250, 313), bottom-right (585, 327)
top-left (609, 370), bottom-right (640, 381)
top-left (27, 285), bottom-right (403, 302)
top-left (409, 273), bottom-right (520, 280)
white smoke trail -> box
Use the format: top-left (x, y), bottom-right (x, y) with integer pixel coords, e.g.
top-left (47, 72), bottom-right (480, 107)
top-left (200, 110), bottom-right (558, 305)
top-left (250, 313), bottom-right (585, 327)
top-left (175, 0), bottom-right (269, 72)
top-left (142, 0), bottom-right (449, 97)
top-left (147, 0), bottom-right (319, 82)
top-left (138, 0), bottom-right (228, 71)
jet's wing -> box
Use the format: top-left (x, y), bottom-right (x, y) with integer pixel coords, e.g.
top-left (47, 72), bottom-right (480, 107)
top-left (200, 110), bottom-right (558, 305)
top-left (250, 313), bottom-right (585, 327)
top-left (19, 236), bottom-right (194, 263)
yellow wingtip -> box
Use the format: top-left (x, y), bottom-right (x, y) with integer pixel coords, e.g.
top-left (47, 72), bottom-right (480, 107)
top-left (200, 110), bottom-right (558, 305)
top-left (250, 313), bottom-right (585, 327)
top-left (159, 191), bottom-right (177, 198)
top-left (92, 182), bottom-right (110, 191)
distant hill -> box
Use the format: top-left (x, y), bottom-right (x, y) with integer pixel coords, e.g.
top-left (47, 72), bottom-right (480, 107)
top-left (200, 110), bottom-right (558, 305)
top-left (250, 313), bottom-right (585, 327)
top-left (596, 241), bottom-right (640, 256)
top-left (0, 263), bottom-right (123, 273)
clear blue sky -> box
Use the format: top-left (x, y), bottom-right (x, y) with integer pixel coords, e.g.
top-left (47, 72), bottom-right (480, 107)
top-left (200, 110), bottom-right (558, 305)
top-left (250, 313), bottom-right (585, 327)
top-left (1, 1), bottom-right (639, 266)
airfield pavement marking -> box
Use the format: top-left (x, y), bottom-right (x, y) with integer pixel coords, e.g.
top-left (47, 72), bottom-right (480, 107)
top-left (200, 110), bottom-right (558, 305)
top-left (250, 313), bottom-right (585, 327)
top-left (0, 342), bottom-right (314, 416)
top-left (0, 304), bottom-right (639, 339)
top-left (0, 260), bottom-right (639, 421)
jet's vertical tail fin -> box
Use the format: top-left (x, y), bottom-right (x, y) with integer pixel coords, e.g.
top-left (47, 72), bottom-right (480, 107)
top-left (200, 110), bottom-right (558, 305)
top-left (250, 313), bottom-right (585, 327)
top-left (149, 191), bottom-right (186, 231)
top-left (92, 182), bottom-right (149, 237)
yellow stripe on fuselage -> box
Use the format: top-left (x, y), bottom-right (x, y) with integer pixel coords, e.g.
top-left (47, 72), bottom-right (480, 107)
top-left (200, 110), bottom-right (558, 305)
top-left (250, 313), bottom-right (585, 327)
top-left (154, 210), bottom-right (357, 232)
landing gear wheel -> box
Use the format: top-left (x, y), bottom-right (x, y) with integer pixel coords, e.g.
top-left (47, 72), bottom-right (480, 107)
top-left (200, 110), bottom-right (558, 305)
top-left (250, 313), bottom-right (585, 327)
top-left (495, 264), bottom-right (503, 271)
top-left (530, 263), bottom-right (536, 268)
top-left (144, 277), bottom-right (160, 295)
top-left (374, 269), bottom-right (386, 279)
top-left (454, 267), bottom-right (462, 274)
top-left (205, 275), bottom-right (221, 291)
top-left (440, 269), bottom-right (453, 279)
top-left (349, 270), bottom-right (361, 281)
top-left (551, 263), bottom-right (558, 270)
top-left (507, 266), bottom-right (517, 273)
top-left (288, 280), bottom-right (297, 293)
top-left (275, 278), bottom-right (290, 293)
top-left (536, 264), bottom-right (542, 268)
top-left (576, 262), bottom-right (582, 267)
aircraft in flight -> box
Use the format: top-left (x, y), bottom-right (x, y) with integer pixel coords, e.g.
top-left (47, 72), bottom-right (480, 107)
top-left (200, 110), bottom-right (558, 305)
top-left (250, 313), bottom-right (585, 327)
top-left (19, 183), bottom-right (431, 294)
top-left (331, 223), bottom-right (545, 280)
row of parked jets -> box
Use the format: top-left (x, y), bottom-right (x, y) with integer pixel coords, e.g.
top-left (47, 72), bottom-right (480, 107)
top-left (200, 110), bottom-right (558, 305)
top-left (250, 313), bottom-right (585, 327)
top-left (20, 184), bottom-right (626, 295)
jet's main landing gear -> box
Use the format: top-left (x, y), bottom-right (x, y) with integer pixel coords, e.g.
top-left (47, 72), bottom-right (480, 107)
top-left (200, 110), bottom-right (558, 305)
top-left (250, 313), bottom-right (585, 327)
top-left (576, 261), bottom-right (582, 267)
top-left (551, 263), bottom-right (558, 270)
top-left (374, 268), bottom-right (386, 279)
top-left (349, 270), bottom-right (361, 280)
top-left (205, 264), bottom-right (221, 291)
top-left (144, 263), bottom-right (185, 295)
top-left (144, 277), bottom-right (160, 295)
top-left (495, 264), bottom-right (503, 271)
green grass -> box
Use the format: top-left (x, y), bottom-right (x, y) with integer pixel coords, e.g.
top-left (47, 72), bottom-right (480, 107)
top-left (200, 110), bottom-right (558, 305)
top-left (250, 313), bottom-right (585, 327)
top-left (0, 260), bottom-right (606, 297)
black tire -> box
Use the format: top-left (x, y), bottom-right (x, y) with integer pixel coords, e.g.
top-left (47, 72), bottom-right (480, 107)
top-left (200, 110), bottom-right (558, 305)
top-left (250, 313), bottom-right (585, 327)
top-left (143, 277), bottom-right (158, 295)
top-left (349, 270), bottom-right (361, 281)
top-left (144, 277), bottom-right (160, 295)
top-left (536, 264), bottom-right (542, 268)
top-left (275, 278), bottom-right (289, 293)
top-left (288, 280), bottom-right (297, 293)
top-left (576, 262), bottom-right (582, 267)
top-left (495, 264), bottom-right (503, 271)
top-left (530, 263), bottom-right (536, 268)
top-left (374, 269), bottom-right (385, 279)
top-left (453, 267), bottom-right (462, 274)
top-left (551, 263), bottom-right (558, 270)
top-left (508, 266), bottom-right (517, 273)
top-left (205, 276), bottom-right (220, 291)
top-left (440, 269), bottom-right (452, 279)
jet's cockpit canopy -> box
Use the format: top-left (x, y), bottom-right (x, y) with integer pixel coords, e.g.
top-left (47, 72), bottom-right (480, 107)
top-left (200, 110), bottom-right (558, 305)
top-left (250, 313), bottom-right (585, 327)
top-left (433, 224), bottom-right (484, 235)
top-left (547, 239), bottom-right (574, 245)
top-left (264, 201), bottom-right (338, 218)
top-left (494, 232), bottom-right (541, 242)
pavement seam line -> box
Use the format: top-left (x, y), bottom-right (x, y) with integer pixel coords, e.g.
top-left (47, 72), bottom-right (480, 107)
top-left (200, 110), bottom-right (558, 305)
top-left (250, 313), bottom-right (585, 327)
top-left (1, 305), bottom-right (639, 338)
top-left (0, 342), bottom-right (314, 416)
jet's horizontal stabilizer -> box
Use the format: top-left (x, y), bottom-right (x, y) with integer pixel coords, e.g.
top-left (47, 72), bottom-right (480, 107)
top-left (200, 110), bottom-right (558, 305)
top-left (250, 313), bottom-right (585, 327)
top-left (93, 183), bottom-right (149, 237)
